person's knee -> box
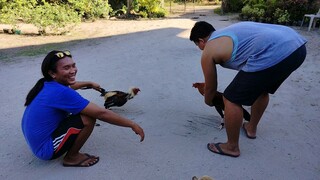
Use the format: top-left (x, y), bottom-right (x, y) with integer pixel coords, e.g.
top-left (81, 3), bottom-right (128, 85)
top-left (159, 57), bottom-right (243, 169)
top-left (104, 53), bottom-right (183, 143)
top-left (260, 93), bottom-right (269, 101)
top-left (223, 97), bottom-right (242, 111)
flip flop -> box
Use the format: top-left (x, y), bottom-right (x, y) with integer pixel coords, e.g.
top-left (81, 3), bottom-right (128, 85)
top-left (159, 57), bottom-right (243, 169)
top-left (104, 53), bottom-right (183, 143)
top-left (84, 153), bottom-right (100, 160)
top-left (242, 123), bottom-right (256, 139)
top-left (207, 143), bottom-right (239, 158)
top-left (63, 154), bottom-right (99, 167)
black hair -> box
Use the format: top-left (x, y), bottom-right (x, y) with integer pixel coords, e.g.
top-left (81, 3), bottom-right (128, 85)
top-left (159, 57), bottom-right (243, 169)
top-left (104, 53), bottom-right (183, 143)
top-left (189, 21), bottom-right (215, 42)
top-left (24, 50), bottom-right (71, 106)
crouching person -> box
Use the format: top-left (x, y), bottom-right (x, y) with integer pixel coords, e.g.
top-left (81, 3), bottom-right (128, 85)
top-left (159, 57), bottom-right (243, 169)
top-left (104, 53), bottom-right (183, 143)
top-left (21, 50), bottom-right (145, 167)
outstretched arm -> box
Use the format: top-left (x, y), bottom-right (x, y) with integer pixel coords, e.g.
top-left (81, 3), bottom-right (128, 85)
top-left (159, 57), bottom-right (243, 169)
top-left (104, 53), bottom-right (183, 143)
top-left (70, 81), bottom-right (101, 91)
top-left (81, 102), bottom-right (145, 142)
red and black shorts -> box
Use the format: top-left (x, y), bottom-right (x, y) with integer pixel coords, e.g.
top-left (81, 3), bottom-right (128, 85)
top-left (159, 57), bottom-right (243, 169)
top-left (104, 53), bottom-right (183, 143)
top-left (50, 114), bottom-right (84, 159)
top-left (224, 44), bottom-right (307, 106)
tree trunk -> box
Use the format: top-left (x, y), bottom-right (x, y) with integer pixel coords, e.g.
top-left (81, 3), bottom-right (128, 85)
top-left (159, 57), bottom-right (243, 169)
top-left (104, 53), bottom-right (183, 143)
top-left (127, 0), bottom-right (131, 15)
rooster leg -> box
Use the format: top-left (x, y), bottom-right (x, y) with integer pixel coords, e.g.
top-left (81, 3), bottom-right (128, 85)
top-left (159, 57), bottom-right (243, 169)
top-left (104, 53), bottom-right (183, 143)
top-left (214, 107), bottom-right (225, 129)
top-left (242, 108), bottom-right (251, 122)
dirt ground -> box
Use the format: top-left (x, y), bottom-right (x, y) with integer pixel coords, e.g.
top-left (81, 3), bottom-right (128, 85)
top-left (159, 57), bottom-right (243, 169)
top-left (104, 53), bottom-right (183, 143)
top-left (0, 6), bottom-right (319, 180)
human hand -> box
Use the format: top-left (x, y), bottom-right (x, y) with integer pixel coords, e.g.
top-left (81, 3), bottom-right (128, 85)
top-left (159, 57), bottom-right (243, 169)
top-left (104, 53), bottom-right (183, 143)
top-left (131, 122), bottom-right (145, 142)
top-left (192, 82), bottom-right (205, 96)
top-left (90, 82), bottom-right (101, 91)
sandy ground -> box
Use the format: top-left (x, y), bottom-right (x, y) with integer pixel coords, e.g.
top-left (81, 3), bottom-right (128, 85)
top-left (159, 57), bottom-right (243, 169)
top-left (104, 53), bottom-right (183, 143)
top-left (0, 7), bottom-right (319, 180)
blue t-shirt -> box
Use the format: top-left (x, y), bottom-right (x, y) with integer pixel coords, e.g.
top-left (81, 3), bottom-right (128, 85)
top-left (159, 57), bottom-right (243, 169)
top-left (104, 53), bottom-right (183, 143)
top-left (208, 22), bottom-right (307, 72)
top-left (21, 81), bottom-right (89, 160)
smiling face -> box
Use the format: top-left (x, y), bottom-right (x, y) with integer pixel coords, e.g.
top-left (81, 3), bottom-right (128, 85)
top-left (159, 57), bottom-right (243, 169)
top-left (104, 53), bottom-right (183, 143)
top-left (49, 56), bottom-right (77, 86)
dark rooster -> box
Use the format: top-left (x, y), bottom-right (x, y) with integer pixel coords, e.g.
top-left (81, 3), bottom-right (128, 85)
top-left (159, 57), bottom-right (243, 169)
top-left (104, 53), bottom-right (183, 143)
top-left (192, 82), bottom-right (250, 129)
top-left (97, 87), bottom-right (140, 109)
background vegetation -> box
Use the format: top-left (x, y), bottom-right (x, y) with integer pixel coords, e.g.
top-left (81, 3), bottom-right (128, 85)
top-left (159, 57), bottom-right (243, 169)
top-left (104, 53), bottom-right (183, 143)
top-left (0, 0), bottom-right (319, 35)
top-left (221, 0), bottom-right (320, 25)
top-left (0, 0), bottom-right (166, 35)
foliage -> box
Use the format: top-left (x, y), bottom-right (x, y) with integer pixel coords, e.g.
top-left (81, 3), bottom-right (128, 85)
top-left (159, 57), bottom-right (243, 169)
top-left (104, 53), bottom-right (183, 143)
top-left (214, 7), bottom-right (223, 15)
top-left (241, 5), bottom-right (265, 21)
top-left (110, 4), bottom-right (127, 16)
top-left (243, 0), bottom-right (265, 6)
top-left (221, 0), bottom-right (244, 13)
top-left (0, 0), bottom-right (81, 35)
top-left (109, 0), bottom-right (166, 18)
top-left (273, 8), bottom-right (290, 24)
top-left (240, 0), bottom-right (319, 25)
top-left (29, 2), bottom-right (81, 34)
top-left (108, 0), bottom-right (126, 10)
top-left (0, 0), bottom-right (37, 29)
top-left (67, 0), bottom-right (111, 20)
top-left (134, 0), bottom-right (167, 18)
top-left (277, 0), bottom-right (308, 22)
top-left (170, 0), bottom-right (221, 4)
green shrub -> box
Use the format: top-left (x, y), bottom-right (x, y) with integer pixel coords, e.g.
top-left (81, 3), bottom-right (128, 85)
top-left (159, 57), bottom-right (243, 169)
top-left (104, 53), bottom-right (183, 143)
top-left (110, 4), bottom-right (127, 16)
top-left (241, 0), bottom-right (316, 24)
top-left (27, 2), bottom-right (81, 35)
top-left (222, 0), bottom-right (244, 13)
top-left (0, 0), bottom-right (81, 35)
top-left (253, 3), bottom-right (266, 10)
top-left (108, 0), bottom-right (126, 11)
top-left (67, 0), bottom-right (111, 20)
top-left (273, 8), bottom-right (290, 24)
top-left (241, 5), bottom-right (252, 17)
top-left (109, 0), bottom-right (166, 18)
top-left (139, 11), bottom-right (148, 18)
top-left (132, 0), bottom-right (167, 18)
top-left (241, 5), bottom-right (265, 20)
top-left (214, 7), bottom-right (222, 15)
top-left (0, 0), bottom-right (37, 30)
top-left (253, 7), bottom-right (265, 18)
top-left (277, 0), bottom-right (308, 22)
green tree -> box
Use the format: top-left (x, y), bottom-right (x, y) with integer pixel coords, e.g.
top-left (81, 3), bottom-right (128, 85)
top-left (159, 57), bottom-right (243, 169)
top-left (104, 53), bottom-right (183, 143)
top-left (221, 0), bottom-right (244, 13)
top-left (29, 1), bottom-right (81, 34)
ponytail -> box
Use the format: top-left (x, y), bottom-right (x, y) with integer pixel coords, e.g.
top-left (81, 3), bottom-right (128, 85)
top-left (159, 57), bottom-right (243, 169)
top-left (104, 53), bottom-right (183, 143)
top-left (24, 78), bottom-right (46, 106)
top-left (24, 50), bottom-right (64, 106)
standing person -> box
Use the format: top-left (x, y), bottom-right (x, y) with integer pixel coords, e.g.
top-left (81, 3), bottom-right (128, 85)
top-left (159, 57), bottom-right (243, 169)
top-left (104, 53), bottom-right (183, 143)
top-left (22, 50), bottom-right (145, 166)
top-left (190, 21), bottom-right (307, 157)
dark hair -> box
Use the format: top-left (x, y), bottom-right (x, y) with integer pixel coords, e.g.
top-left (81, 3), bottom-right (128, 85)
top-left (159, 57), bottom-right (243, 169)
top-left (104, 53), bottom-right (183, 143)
top-left (189, 21), bottom-right (215, 42)
top-left (24, 50), bottom-right (71, 106)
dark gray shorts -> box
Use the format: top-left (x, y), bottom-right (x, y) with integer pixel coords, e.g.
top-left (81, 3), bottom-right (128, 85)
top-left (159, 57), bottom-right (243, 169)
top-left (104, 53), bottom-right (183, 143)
top-left (224, 44), bottom-right (306, 106)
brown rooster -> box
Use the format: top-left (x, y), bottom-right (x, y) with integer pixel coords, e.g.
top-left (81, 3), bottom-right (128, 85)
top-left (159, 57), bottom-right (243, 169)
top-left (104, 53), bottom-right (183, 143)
top-left (192, 82), bottom-right (250, 129)
top-left (98, 87), bottom-right (140, 109)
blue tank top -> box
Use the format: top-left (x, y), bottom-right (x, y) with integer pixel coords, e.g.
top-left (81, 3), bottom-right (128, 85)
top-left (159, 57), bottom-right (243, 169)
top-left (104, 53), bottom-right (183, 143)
top-left (208, 22), bottom-right (307, 72)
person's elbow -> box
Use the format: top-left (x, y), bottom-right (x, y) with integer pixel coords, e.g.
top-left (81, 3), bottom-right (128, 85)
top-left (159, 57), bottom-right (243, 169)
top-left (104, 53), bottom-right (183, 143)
top-left (81, 102), bottom-right (106, 120)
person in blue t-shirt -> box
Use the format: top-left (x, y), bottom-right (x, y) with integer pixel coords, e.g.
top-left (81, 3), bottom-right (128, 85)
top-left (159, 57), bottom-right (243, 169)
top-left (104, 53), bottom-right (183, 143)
top-left (22, 50), bottom-right (145, 167)
top-left (189, 21), bottom-right (307, 157)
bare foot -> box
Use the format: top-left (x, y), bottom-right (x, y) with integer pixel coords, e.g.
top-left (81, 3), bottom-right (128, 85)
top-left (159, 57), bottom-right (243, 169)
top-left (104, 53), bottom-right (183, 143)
top-left (63, 153), bottom-right (99, 167)
top-left (243, 123), bottom-right (256, 139)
